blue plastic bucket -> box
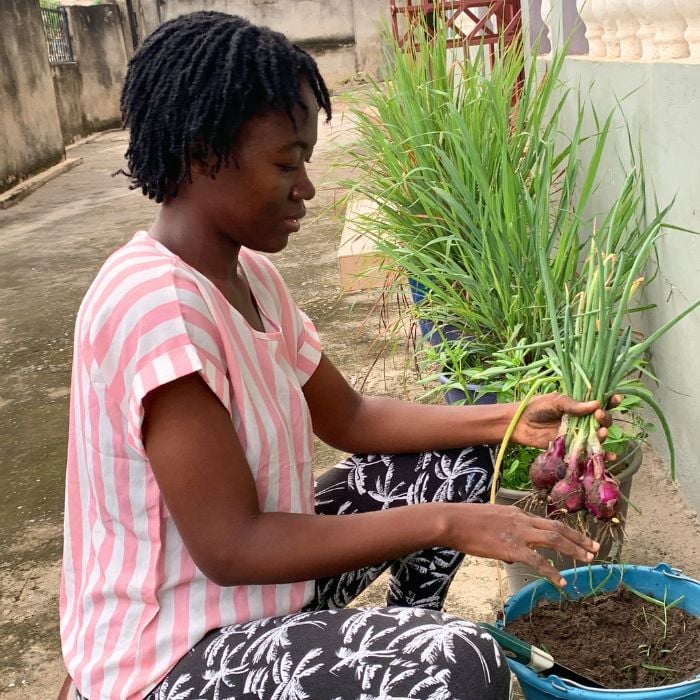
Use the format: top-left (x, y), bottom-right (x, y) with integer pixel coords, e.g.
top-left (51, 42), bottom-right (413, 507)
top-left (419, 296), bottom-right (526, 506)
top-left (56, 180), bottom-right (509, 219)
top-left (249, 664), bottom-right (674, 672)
top-left (502, 563), bottom-right (700, 699)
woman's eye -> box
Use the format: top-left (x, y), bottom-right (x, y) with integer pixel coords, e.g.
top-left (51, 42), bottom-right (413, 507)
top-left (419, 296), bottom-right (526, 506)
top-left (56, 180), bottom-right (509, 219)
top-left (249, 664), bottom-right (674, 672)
top-left (278, 158), bottom-right (311, 172)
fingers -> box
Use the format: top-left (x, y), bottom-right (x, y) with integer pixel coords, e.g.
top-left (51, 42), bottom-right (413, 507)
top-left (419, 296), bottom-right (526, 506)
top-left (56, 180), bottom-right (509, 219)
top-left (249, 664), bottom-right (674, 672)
top-left (543, 394), bottom-right (623, 423)
top-left (521, 549), bottom-right (567, 588)
top-left (522, 549), bottom-right (594, 589)
top-left (558, 396), bottom-right (621, 435)
top-left (530, 518), bottom-right (599, 561)
top-left (513, 517), bottom-right (600, 588)
top-left (608, 394), bottom-right (622, 409)
top-left (594, 407), bottom-right (613, 428)
top-left (557, 396), bottom-right (601, 417)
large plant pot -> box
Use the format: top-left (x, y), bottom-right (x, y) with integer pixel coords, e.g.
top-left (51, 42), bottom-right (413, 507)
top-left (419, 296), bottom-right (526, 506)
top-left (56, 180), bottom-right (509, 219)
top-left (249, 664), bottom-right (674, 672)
top-left (496, 442), bottom-right (643, 593)
top-left (501, 563), bottom-right (700, 699)
top-left (408, 278), bottom-right (464, 347)
top-left (439, 374), bottom-right (497, 406)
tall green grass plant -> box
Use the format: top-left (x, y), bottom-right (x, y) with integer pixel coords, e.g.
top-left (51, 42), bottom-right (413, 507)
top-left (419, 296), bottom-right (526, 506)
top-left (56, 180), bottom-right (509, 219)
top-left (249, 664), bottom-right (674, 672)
top-left (342, 13), bottom-right (660, 406)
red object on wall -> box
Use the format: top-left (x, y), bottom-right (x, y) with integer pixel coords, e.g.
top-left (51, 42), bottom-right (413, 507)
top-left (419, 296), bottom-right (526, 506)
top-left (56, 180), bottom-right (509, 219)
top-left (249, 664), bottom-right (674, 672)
top-left (389, 1), bottom-right (523, 56)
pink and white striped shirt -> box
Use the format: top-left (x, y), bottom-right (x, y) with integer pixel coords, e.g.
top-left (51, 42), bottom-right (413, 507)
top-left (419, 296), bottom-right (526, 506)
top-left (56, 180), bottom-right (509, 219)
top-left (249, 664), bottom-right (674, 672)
top-left (60, 231), bottom-right (322, 699)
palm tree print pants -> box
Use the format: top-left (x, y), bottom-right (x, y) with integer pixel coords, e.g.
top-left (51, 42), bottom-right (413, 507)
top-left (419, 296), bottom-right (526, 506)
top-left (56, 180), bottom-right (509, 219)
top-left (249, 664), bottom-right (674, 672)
top-left (139, 446), bottom-right (511, 699)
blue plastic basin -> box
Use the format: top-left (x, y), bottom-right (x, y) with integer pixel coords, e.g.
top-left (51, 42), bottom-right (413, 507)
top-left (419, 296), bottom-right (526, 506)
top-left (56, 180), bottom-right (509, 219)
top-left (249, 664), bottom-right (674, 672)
top-left (502, 563), bottom-right (700, 699)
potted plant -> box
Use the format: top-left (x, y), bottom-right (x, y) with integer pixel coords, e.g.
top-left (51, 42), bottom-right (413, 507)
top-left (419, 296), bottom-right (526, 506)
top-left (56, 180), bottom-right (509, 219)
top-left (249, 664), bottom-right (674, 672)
top-left (341, 19), bottom-right (594, 399)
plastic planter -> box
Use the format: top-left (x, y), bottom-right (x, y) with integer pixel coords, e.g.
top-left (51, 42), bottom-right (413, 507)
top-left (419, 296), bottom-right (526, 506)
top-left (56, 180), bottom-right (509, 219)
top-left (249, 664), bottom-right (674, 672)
top-left (438, 373), bottom-right (497, 406)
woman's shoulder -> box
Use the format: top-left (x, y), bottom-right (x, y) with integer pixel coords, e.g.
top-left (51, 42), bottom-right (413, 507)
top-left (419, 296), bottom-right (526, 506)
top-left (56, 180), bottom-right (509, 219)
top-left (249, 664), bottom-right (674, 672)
top-left (90, 231), bottom-right (177, 284)
top-left (78, 232), bottom-right (206, 344)
top-left (93, 231), bottom-right (203, 293)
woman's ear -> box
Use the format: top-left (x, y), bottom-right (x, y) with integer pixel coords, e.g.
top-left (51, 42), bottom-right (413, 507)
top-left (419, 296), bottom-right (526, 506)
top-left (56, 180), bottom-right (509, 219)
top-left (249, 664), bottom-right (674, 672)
top-left (189, 145), bottom-right (212, 177)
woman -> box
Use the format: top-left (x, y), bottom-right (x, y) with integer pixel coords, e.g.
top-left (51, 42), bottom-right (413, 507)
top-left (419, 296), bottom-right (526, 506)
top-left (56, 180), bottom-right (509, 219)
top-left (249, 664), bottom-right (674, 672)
top-left (60, 12), bottom-right (615, 700)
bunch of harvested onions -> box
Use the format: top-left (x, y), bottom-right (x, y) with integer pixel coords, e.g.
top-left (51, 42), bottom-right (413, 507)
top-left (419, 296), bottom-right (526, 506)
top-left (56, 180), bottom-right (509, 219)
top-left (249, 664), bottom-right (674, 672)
top-left (490, 213), bottom-right (698, 524)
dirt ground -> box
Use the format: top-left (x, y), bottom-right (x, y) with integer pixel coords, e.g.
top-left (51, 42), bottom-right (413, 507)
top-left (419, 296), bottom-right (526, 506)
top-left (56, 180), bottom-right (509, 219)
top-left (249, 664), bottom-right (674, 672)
top-left (1, 99), bottom-right (699, 699)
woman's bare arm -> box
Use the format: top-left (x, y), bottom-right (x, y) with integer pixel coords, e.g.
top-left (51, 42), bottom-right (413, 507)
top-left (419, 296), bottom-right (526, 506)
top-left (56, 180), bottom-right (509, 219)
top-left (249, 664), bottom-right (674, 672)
top-left (302, 354), bottom-right (614, 454)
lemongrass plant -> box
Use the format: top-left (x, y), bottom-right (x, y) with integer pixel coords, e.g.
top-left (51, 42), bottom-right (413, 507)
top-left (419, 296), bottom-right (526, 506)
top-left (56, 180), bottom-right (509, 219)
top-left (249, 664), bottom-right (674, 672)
top-left (341, 12), bottom-right (652, 405)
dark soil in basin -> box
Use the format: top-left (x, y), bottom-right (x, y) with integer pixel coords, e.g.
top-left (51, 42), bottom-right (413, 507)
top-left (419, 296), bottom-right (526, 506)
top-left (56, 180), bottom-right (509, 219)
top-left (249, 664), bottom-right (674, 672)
top-left (506, 587), bottom-right (700, 689)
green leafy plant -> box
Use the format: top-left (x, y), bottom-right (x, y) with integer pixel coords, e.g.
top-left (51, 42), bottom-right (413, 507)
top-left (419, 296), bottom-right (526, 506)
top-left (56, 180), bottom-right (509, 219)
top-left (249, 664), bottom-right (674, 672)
top-left (500, 445), bottom-right (541, 491)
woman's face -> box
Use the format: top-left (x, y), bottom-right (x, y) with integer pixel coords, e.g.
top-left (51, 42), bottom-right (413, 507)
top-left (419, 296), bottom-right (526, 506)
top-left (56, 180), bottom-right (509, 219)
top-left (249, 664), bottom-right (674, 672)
top-left (190, 80), bottom-right (319, 254)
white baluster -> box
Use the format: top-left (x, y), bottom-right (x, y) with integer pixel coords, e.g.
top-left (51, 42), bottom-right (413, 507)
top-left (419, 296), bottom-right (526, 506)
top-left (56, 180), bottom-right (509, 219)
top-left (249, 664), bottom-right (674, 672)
top-left (643, 0), bottom-right (689, 59)
top-left (607, 0), bottom-right (642, 59)
top-left (593, 0), bottom-right (621, 57)
top-left (627, 0), bottom-right (659, 59)
top-left (540, 0), bottom-right (553, 52)
top-left (576, 0), bottom-right (606, 57)
top-left (674, 0), bottom-right (700, 59)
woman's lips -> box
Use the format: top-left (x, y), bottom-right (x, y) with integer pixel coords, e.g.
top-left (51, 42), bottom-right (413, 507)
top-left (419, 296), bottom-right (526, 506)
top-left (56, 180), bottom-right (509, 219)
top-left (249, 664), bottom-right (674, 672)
top-left (283, 212), bottom-right (305, 232)
top-left (283, 217), bottom-right (301, 232)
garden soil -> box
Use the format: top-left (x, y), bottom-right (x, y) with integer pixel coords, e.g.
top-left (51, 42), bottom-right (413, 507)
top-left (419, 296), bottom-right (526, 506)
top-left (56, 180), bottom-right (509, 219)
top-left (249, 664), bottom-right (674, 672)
top-left (1, 95), bottom-right (699, 699)
top-left (508, 587), bottom-right (700, 689)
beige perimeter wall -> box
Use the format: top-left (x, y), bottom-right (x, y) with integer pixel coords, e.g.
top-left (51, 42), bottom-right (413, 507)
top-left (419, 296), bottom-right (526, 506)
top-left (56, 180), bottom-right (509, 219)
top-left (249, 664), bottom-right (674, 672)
top-left (0, 0), bottom-right (65, 192)
top-left (51, 5), bottom-right (129, 145)
top-left (160, 0), bottom-right (390, 85)
top-left (0, 1), bottom-right (130, 192)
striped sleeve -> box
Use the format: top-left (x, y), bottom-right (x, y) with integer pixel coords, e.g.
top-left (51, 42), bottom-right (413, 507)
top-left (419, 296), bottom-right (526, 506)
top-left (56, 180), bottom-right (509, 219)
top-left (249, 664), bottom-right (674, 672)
top-left (89, 264), bottom-right (230, 457)
top-left (294, 306), bottom-right (322, 385)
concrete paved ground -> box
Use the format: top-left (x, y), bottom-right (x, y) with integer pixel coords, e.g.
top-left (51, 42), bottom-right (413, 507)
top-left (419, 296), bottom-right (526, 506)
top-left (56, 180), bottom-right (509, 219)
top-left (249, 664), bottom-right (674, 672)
top-left (1, 102), bottom-right (699, 699)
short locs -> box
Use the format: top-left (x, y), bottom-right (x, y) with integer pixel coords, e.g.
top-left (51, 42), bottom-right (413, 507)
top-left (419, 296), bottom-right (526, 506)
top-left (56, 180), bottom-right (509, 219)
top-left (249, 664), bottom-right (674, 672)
top-left (120, 11), bottom-right (332, 202)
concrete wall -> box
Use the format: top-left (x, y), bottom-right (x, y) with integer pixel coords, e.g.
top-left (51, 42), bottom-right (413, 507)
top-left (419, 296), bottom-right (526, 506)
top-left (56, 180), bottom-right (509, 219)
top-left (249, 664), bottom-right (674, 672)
top-left (52, 4), bottom-right (129, 145)
top-left (62, 0), bottom-right (140, 54)
top-left (160, 0), bottom-right (390, 85)
top-left (352, 0), bottom-right (390, 75)
top-left (138, 0), bottom-right (162, 37)
top-left (104, 0), bottom-right (154, 54)
top-left (0, 0), bottom-right (65, 192)
top-left (539, 56), bottom-right (700, 511)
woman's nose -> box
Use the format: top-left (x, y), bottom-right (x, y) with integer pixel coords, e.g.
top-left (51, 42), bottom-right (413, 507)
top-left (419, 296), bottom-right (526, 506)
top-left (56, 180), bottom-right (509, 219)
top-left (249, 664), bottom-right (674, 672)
top-left (291, 168), bottom-right (315, 201)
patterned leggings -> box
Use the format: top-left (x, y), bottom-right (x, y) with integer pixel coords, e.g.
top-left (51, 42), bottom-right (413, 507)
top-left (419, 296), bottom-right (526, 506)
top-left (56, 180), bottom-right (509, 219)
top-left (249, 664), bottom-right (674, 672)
top-left (87, 447), bottom-right (511, 699)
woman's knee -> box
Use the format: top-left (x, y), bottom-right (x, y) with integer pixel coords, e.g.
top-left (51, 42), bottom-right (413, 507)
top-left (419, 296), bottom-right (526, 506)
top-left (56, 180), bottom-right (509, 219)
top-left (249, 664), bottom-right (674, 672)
top-left (366, 607), bottom-right (511, 699)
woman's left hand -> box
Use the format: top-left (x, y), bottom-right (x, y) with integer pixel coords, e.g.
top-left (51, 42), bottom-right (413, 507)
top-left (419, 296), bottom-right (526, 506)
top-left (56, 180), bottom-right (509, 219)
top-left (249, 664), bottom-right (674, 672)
top-left (512, 393), bottom-right (622, 455)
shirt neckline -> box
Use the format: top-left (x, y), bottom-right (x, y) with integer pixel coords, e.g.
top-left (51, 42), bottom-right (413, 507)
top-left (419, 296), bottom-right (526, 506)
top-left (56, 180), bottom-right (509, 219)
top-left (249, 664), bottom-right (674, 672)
top-left (135, 231), bottom-right (283, 339)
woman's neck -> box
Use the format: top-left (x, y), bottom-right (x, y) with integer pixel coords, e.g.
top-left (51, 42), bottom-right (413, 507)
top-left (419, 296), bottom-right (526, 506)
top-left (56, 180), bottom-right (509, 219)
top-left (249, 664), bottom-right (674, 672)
top-left (149, 201), bottom-right (241, 282)
top-left (149, 201), bottom-right (264, 328)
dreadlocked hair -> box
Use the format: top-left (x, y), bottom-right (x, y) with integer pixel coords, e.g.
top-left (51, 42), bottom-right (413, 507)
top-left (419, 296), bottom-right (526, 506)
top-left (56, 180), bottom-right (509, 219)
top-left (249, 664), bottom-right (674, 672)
top-left (119, 11), bottom-right (332, 202)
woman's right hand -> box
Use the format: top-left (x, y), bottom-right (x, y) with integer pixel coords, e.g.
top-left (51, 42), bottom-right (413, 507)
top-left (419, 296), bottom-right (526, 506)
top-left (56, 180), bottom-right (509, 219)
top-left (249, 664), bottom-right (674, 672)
top-left (447, 504), bottom-right (600, 588)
